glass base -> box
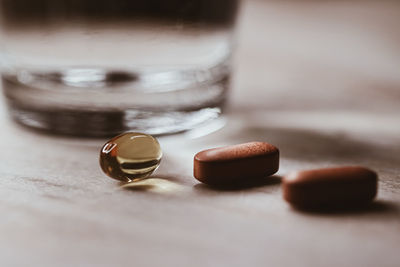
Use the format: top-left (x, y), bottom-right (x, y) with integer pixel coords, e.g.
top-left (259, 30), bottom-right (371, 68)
top-left (2, 64), bottom-right (229, 137)
top-left (7, 105), bottom-right (223, 137)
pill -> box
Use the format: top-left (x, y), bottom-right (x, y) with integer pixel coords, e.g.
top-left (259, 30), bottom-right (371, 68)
top-left (99, 132), bottom-right (162, 182)
top-left (193, 142), bottom-right (279, 185)
top-left (282, 166), bottom-right (377, 209)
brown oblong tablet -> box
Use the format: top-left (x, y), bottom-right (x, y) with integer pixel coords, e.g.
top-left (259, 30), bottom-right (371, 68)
top-left (193, 142), bottom-right (279, 185)
top-left (282, 166), bottom-right (378, 209)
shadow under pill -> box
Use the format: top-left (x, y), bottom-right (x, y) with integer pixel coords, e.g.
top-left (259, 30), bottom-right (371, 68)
top-left (194, 175), bottom-right (282, 192)
top-left (291, 200), bottom-right (400, 216)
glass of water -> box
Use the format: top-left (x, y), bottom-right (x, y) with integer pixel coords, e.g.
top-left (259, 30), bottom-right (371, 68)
top-left (0, 0), bottom-right (240, 136)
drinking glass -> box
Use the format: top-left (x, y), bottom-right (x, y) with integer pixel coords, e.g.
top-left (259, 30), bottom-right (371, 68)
top-left (0, 0), bottom-right (239, 136)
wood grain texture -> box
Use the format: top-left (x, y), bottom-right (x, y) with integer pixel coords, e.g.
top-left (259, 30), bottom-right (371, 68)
top-left (1, 0), bottom-right (400, 266)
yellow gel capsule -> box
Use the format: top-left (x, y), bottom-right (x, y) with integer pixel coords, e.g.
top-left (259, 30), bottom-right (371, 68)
top-left (99, 132), bottom-right (162, 182)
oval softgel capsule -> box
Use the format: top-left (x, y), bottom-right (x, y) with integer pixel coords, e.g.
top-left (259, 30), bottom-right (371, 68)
top-left (100, 132), bottom-right (162, 182)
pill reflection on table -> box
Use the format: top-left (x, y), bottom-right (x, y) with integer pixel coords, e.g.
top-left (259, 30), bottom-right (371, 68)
top-left (121, 178), bottom-right (185, 194)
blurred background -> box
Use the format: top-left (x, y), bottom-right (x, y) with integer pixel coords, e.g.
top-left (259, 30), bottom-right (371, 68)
top-left (1, 0), bottom-right (400, 135)
top-left (232, 0), bottom-right (400, 114)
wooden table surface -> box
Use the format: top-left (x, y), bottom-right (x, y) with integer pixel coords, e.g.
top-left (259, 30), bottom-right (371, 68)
top-left (1, 0), bottom-right (400, 266)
